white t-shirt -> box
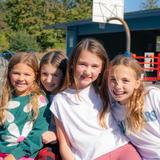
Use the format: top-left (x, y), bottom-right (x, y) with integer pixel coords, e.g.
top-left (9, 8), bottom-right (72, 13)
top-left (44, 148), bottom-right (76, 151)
top-left (111, 86), bottom-right (160, 160)
top-left (50, 85), bottom-right (128, 160)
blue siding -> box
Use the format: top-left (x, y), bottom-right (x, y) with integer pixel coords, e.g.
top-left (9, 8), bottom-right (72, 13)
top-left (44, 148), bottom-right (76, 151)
top-left (46, 9), bottom-right (160, 56)
top-left (66, 27), bottom-right (78, 57)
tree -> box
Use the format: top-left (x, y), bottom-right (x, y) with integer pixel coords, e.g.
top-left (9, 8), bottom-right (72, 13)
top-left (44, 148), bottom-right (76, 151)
top-left (64, 0), bottom-right (92, 22)
top-left (8, 30), bottom-right (40, 52)
top-left (5, 0), bottom-right (46, 31)
top-left (0, 0), bottom-right (10, 31)
top-left (1, 0), bottom-right (93, 51)
top-left (0, 34), bottom-right (10, 52)
top-left (141, 0), bottom-right (160, 10)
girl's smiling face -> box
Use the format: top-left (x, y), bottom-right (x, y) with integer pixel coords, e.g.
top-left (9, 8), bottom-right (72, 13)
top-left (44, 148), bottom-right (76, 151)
top-left (9, 63), bottom-right (36, 96)
top-left (40, 64), bottom-right (63, 92)
top-left (108, 64), bottom-right (141, 105)
top-left (75, 50), bottom-right (103, 89)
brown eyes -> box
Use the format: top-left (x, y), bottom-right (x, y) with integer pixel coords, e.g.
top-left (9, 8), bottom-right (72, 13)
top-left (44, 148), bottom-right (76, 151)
top-left (109, 78), bottom-right (130, 83)
top-left (78, 63), bottom-right (99, 68)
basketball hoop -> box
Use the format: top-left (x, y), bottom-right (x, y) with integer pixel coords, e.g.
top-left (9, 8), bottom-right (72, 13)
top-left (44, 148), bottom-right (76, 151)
top-left (92, 0), bottom-right (131, 56)
top-left (92, 0), bottom-right (124, 24)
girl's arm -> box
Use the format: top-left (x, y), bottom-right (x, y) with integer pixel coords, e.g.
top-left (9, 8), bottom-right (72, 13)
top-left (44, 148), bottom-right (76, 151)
top-left (55, 116), bottom-right (75, 160)
top-left (42, 114), bottom-right (57, 144)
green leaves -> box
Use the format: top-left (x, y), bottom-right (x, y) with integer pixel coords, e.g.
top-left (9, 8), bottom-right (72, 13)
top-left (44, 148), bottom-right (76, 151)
top-left (8, 30), bottom-right (40, 52)
top-left (0, 0), bottom-right (92, 51)
top-left (141, 0), bottom-right (159, 10)
top-left (0, 34), bottom-right (10, 52)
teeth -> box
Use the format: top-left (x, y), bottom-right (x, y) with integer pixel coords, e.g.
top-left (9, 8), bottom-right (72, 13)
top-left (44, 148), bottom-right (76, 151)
top-left (116, 93), bottom-right (123, 95)
top-left (15, 83), bottom-right (26, 87)
top-left (113, 91), bottom-right (123, 94)
top-left (48, 85), bottom-right (55, 88)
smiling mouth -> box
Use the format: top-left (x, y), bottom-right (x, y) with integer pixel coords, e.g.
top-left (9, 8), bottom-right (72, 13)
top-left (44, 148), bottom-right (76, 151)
top-left (81, 75), bottom-right (92, 80)
top-left (113, 90), bottom-right (126, 97)
top-left (15, 83), bottom-right (26, 86)
top-left (45, 84), bottom-right (57, 89)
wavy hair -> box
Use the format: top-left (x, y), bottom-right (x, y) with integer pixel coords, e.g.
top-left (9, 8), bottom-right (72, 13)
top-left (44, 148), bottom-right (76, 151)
top-left (110, 54), bottom-right (145, 132)
top-left (0, 52), bottom-right (41, 125)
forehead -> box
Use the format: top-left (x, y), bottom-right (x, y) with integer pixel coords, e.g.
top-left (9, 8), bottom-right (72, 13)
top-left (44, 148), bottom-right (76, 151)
top-left (110, 65), bottom-right (136, 77)
top-left (41, 64), bottom-right (62, 74)
top-left (12, 63), bottom-right (34, 72)
top-left (78, 50), bottom-right (102, 63)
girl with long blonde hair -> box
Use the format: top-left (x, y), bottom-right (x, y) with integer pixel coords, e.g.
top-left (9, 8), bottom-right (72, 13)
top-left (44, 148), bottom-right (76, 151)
top-left (0, 52), bottom-right (48, 160)
top-left (109, 54), bottom-right (160, 159)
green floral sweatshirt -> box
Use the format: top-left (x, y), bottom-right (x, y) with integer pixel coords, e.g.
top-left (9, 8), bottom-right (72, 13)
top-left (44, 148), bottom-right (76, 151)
top-left (0, 94), bottom-right (49, 159)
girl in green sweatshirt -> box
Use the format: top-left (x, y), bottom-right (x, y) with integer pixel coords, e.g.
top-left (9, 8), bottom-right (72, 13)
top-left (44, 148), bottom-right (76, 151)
top-left (0, 52), bottom-right (49, 160)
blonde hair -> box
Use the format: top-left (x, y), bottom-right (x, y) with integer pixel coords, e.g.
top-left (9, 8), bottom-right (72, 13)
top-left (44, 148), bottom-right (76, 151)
top-left (64, 38), bottom-right (109, 128)
top-left (110, 54), bottom-right (145, 132)
top-left (0, 52), bottom-right (41, 125)
top-left (39, 50), bottom-right (67, 95)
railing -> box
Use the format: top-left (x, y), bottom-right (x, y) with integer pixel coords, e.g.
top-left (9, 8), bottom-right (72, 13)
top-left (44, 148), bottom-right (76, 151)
top-left (132, 53), bottom-right (160, 82)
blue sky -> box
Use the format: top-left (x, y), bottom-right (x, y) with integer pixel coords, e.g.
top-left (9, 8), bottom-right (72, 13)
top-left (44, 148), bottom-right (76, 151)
top-left (125, 0), bottom-right (160, 12)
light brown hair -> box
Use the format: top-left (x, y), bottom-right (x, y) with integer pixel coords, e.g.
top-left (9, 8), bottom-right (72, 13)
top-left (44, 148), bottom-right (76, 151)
top-left (64, 38), bottom-right (109, 128)
top-left (110, 54), bottom-right (145, 132)
top-left (39, 50), bottom-right (67, 94)
top-left (0, 52), bottom-right (41, 125)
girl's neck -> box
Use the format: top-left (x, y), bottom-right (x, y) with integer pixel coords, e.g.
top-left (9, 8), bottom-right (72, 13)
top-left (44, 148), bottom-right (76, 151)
top-left (70, 84), bottom-right (92, 90)
top-left (12, 90), bottom-right (32, 97)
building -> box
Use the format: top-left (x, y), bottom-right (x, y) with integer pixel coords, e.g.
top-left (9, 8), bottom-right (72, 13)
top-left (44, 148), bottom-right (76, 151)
top-left (47, 9), bottom-right (160, 60)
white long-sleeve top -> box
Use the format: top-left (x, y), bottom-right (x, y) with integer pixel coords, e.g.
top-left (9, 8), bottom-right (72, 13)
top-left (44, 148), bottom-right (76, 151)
top-left (111, 86), bottom-right (160, 160)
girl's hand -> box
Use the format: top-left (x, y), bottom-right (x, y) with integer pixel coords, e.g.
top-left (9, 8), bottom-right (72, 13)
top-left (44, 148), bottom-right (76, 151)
top-left (42, 131), bottom-right (57, 144)
top-left (4, 154), bottom-right (16, 160)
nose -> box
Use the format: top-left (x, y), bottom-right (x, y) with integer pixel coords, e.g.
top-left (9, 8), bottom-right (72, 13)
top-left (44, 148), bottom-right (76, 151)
top-left (114, 80), bottom-right (122, 88)
top-left (84, 67), bottom-right (92, 76)
top-left (18, 74), bottom-right (25, 81)
top-left (46, 75), bottom-right (53, 83)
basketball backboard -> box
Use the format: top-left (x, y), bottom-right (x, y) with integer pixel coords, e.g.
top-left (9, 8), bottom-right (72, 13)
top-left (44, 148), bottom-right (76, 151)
top-left (92, 0), bottom-right (124, 24)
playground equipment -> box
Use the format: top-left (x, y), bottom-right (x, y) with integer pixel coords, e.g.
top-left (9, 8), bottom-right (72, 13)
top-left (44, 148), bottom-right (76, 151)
top-left (132, 53), bottom-right (160, 82)
top-left (107, 17), bottom-right (131, 57)
top-left (92, 0), bottom-right (160, 82)
top-left (92, 0), bottom-right (131, 56)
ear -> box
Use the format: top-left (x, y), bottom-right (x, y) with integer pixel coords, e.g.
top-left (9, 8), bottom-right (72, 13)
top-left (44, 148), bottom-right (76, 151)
top-left (135, 79), bottom-right (141, 89)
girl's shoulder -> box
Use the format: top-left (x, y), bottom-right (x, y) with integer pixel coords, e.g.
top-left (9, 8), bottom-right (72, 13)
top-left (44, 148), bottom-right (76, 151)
top-left (144, 86), bottom-right (160, 98)
top-left (145, 85), bottom-right (160, 92)
top-left (52, 89), bottom-right (70, 101)
top-left (52, 88), bottom-right (80, 105)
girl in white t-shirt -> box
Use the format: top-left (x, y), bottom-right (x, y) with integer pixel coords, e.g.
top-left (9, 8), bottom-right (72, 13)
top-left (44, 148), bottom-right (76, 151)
top-left (108, 54), bottom-right (160, 160)
top-left (50, 38), bottom-right (141, 160)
